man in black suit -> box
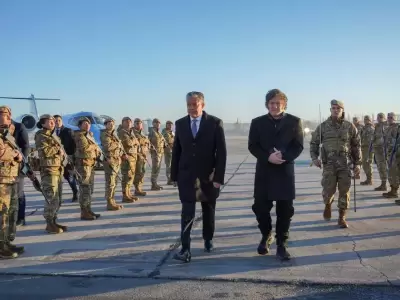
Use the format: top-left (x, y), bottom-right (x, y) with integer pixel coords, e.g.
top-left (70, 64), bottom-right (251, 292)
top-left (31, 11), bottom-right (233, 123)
top-left (171, 91), bottom-right (227, 262)
top-left (11, 120), bottom-right (29, 227)
top-left (54, 115), bottom-right (78, 201)
top-left (248, 89), bottom-right (304, 261)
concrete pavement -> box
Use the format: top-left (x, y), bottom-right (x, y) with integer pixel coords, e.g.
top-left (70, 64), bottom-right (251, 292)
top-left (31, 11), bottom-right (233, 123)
top-left (0, 136), bottom-right (399, 292)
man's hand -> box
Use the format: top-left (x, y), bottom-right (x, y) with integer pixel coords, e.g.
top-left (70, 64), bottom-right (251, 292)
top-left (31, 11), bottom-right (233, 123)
top-left (268, 150), bottom-right (285, 164)
top-left (213, 182), bottom-right (221, 189)
top-left (354, 165), bottom-right (361, 176)
top-left (312, 159), bottom-right (322, 168)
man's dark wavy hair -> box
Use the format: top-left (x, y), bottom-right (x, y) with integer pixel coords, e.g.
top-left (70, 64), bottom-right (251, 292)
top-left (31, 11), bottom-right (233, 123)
top-left (265, 89), bottom-right (288, 109)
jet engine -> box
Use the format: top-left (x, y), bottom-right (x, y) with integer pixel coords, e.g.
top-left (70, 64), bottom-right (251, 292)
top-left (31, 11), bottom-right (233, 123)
top-left (14, 114), bottom-right (38, 132)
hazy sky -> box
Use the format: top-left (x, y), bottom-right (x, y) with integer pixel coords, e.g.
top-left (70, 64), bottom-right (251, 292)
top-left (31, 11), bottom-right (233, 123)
top-left (1, 0), bottom-right (399, 123)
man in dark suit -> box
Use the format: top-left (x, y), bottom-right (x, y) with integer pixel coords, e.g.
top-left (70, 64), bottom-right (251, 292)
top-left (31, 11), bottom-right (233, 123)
top-left (11, 120), bottom-right (29, 227)
top-left (171, 91), bottom-right (227, 262)
top-left (248, 89), bottom-right (304, 261)
top-left (54, 115), bottom-right (78, 201)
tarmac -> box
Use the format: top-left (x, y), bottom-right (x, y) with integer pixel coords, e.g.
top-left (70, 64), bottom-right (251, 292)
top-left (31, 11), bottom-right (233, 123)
top-left (1, 135), bottom-right (399, 298)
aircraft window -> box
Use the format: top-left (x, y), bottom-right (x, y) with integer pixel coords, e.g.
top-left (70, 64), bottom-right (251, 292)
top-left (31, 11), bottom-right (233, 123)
top-left (86, 116), bottom-right (103, 125)
top-left (69, 117), bottom-right (80, 126)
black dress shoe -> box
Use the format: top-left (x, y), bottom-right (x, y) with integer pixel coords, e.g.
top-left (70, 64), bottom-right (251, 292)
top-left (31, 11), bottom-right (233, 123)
top-left (16, 219), bottom-right (26, 227)
top-left (276, 245), bottom-right (291, 261)
top-left (257, 235), bottom-right (274, 255)
top-left (204, 240), bottom-right (214, 252)
top-left (173, 249), bottom-right (191, 262)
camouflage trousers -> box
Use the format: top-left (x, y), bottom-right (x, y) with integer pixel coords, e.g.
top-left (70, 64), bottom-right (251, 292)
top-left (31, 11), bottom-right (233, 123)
top-left (40, 169), bottom-right (63, 221)
top-left (121, 157), bottom-right (136, 194)
top-left (361, 147), bottom-right (373, 180)
top-left (387, 155), bottom-right (399, 188)
top-left (134, 156), bottom-right (146, 190)
top-left (321, 160), bottom-right (351, 209)
top-left (76, 164), bottom-right (95, 210)
top-left (0, 183), bottom-right (12, 245)
top-left (150, 151), bottom-right (163, 184)
top-left (164, 152), bottom-right (172, 180)
top-left (8, 182), bottom-right (19, 241)
top-left (104, 162), bottom-right (121, 201)
top-left (373, 147), bottom-right (387, 182)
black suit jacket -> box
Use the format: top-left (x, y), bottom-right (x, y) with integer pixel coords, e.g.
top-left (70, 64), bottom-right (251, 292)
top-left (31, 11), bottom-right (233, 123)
top-left (171, 111), bottom-right (227, 202)
top-left (56, 126), bottom-right (76, 155)
top-left (11, 121), bottom-right (30, 157)
top-left (248, 113), bottom-right (304, 201)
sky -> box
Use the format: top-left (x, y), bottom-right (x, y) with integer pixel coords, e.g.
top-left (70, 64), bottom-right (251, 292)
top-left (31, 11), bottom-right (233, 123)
top-left (1, 0), bottom-right (399, 123)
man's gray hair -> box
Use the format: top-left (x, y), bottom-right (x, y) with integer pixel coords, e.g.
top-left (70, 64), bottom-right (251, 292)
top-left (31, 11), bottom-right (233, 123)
top-left (186, 91), bottom-right (204, 101)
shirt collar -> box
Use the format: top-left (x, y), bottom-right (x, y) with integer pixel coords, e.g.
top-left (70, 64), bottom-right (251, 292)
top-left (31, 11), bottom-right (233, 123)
top-left (190, 114), bottom-right (202, 122)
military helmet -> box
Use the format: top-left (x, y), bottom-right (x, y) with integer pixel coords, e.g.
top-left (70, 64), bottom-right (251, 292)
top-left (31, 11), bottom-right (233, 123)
top-left (122, 116), bottom-right (132, 123)
top-left (103, 118), bottom-right (115, 125)
top-left (78, 117), bottom-right (91, 127)
top-left (330, 99), bottom-right (344, 109)
top-left (134, 118), bottom-right (142, 123)
top-left (36, 114), bottom-right (55, 129)
top-left (364, 115), bottom-right (371, 121)
top-left (152, 118), bottom-right (160, 123)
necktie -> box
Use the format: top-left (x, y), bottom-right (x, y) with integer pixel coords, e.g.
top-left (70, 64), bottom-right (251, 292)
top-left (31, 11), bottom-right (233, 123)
top-left (56, 128), bottom-right (60, 136)
top-left (191, 119), bottom-right (197, 138)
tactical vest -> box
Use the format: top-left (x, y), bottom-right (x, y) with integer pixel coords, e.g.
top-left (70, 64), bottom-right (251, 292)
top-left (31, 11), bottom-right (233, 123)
top-left (133, 129), bottom-right (149, 156)
top-left (385, 123), bottom-right (398, 153)
top-left (149, 128), bottom-right (165, 154)
top-left (0, 129), bottom-right (19, 181)
top-left (162, 129), bottom-right (174, 153)
top-left (34, 129), bottom-right (63, 168)
top-left (117, 127), bottom-right (140, 157)
top-left (319, 119), bottom-right (354, 161)
top-left (100, 129), bottom-right (122, 161)
top-left (74, 130), bottom-right (98, 160)
top-left (360, 124), bottom-right (374, 148)
top-left (372, 123), bottom-right (386, 147)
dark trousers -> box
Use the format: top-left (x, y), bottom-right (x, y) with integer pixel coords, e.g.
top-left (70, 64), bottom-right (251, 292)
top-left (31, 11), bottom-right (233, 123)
top-left (180, 199), bottom-right (216, 250)
top-left (64, 171), bottom-right (78, 195)
top-left (17, 175), bottom-right (26, 221)
top-left (252, 198), bottom-right (294, 246)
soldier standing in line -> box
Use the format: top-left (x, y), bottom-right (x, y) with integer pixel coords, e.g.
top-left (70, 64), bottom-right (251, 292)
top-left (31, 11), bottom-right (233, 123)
top-left (100, 118), bottom-right (123, 211)
top-left (0, 106), bottom-right (23, 258)
top-left (74, 117), bottom-right (101, 220)
top-left (132, 118), bottom-right (149, 196)
top-left (310, 100), bottom-right (361, 229)
top-left (162, 120), bottom-right (174, 185)
top-left (35, 114), bottom-right (68, 234)
top-left (394, 124), bottom-right (400, 205)
top-left (382, 112), bottom-right (399, 199)
top-left (352, 117), bottom-right (363, 179)
top-left (372, 112), bottom-right (388, 191)
top-left (360, 115), bottom-right (375, 185)
top-left (148, 118), bottom-right (165, 190)
top-left (117, 116), bottom-right (140, 202)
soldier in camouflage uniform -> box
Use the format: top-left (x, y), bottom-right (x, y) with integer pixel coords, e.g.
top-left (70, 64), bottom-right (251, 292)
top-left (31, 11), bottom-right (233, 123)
top-left (310, 100), bottom-right (361, 229)
top-left (35, 114), bottom-right (68, 234)
top-left (132, 118), bottom-right (149, 196)
top-left (372, 113), bottom-right (388, 191)
top-left (118, 117), bottom-right (140, 202)
top-left (393, 124), bottom-right (400, 205)
top-left (148, 118), bottom-right (165, 190)
top-left (162, 120), bottom-right (174, 185)
top-left (382, 112), bottom-right (399, 198)
top-left (352, 117), bottom-right (363, 180)
top-left (100, 118), bottom-right (124, 211)
top-left (0, 106), bottom-right (23, 258)
top-left (74, 117), bottom-right (101, 220)
top-left (360, 115), bottom-right (375, 185)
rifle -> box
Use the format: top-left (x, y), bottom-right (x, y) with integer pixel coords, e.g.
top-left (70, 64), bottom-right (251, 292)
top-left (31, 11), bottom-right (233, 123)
top-left (2, 129), bottom-right (51, 205)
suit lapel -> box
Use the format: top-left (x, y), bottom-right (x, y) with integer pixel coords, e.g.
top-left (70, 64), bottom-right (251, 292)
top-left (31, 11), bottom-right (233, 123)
top-left (274, 113), bottom-right (288, 134)
top-left (194, 111), bottom-right (208, 141)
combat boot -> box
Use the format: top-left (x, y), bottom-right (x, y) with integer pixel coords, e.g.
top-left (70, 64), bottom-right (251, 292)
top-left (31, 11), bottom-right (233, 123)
top-left (276, 239), bottom-right (291, 261)
top-left (0, 243), bottom-right (18, 259)
top-left (374, 181), bottom-right (387, 191)
top-left (6, 242), bottom-right (24, 255)
top-left (80, 208), bottom-right (96, 221)
top-left (151, 183), bottom-right (163, 191)
top-left (134, 186), bottom-right (147, 196)
top-left (89, 207), bottom-right (101, 219)
top-left (127, 190), bottom-right (139, 202)
top-left (323, 203), bottom-right (332, 220)
top-left (338, 209), bottom-right (348, 228)
top-left (53, 217), bottom-right (68, 232)
top-left (360, 178), bottom-right (373, 185)
top-left (72, 191), bottom-right (78, 202)
top-left (122, 191), bottom-right (135, 203)
top-left (382, 186), bottom-right (398, 198)
top-left (107, 199), bottom-right (122, 210)
top-left (257, 234), bottom-right (274, 255)
top-left (46, 220), bottom-right (63, 234)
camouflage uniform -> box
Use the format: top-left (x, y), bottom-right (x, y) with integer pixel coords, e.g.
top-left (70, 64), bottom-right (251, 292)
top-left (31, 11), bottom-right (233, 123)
top-left (372, 113), bottom-right (388, 191)
top-left (100, 122), bottom-right (123, 210)
top-left (34, 114), bottom-right (67, 234)
top-left (394, 125), bottom-right (400, 205)
top-left (352, 118), bottom-right (363, 180)
top-left (117, 118), bottom-right (140, 202)
top-left (310, 100), bottom-right (361, 228)
top-left (162, 121), bottom-right (174, 185)
top-left (0, 106), bottom-right (22, 258)
top-left (148, 119), bottom-right (165, 190)
top-left (74, 118), bottom-right (101, 220)
top-left (133, 120), bottom-right (150, 196)
top-left (382, 120), bottom-right (399, 198)
top-left (360, 117), bottom-right (375, 185)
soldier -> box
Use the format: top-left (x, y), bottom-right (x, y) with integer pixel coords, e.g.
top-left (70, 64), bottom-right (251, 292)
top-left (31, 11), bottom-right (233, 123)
top-left (372, 113), bottom-right (388, 191)
top-left (34, 114), bottom-right (67, 234)
top-left (100, 118), bottom-right (124, 210)
top-left (148, 118), bottom-right (165, 190)
top-left (117, 117), bottom-right (140, 202)
top-left (310, 100), bottom-right (361, 228)
top-left (162, 120), bottom-right (174, 185)
top-left (394, 124), bottom-right (400, 205)
top-left (382, 112), bottom-right (399, 198)
top-left (360, 115), bottom-right (375, 185)
top-left (351, 117), bottom-right (363, 179)
top-left (74, 117), bottom-right (101, 220)
top-left (132, 118), bottom-right (149, 196)
top-left (0, 105), bottom-right (23, 258)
